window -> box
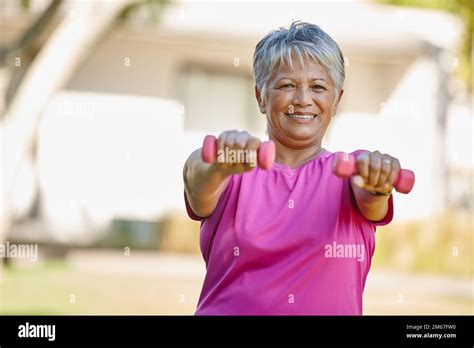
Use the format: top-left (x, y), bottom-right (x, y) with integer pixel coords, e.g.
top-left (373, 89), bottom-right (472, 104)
top-left (179, 66), bottom-right (266, 133)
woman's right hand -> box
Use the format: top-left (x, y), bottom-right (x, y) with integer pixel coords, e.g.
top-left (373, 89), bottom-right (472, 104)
top-left (184, 130), bottom-right (262, 219)
top-left (211, 130), bottom-right (262, 175)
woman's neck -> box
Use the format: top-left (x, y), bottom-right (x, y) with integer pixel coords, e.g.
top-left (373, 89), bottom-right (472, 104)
top-left (273, 140), bottom-right (325, 169)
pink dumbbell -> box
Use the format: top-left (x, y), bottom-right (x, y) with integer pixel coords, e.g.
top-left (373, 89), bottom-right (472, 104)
top-left (201, 135), bottom-right (276, 170)
top-left (333, 152), bottom-right (415, 194)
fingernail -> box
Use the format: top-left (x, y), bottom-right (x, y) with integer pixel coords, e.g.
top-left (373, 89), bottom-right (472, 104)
top-left (384, 183), bottom-right (389, 189)
top-left (355, 176), bottom-right (365, 188)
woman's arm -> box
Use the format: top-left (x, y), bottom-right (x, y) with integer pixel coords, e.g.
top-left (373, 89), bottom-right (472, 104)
top-left (349, 150), bottom-right (400, 222)
top-left (183, 149), bottom-right (231, 218)
top-left (183, 130), bottom-right (262, 218)
top-left (351, 182), bottom-right (390, 221)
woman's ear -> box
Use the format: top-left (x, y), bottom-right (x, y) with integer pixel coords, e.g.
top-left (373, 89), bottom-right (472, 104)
top-left (255, 86), bottom-right (266, 114)
top-left (332, 89), bottom-right (344, 116)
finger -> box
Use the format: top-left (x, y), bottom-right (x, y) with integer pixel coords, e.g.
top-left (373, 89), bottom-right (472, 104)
top-left (217, 131), bottom-right (235, 166)
top-left (377, 155), bottom-right (392, 189)
top-left (351, 175), bottom-right (365, 188)
top-left (368, 151), bottom-right (382, 187)
top-left (246, 136), bottom-right (262, 151)
top-left (234, 132), bottom-right (251, 166)
top-left (245, 136), bottom-right (261, 168)
top-left (387, 157), bottom-right (401, 189)
top-left (217, 131), bottom-right (232, 153)
top-left (234, 131), bottom-right (250, 149)
top-left (225, 131), bottom-right (239, 149)
top-left (355, 152), bottom-right (370, 182)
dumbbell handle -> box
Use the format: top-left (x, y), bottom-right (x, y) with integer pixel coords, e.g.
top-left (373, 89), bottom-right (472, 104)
top-left (201, 135), bottom-right (275, 170)
top-left (333, 153), bottom-right (415, 194)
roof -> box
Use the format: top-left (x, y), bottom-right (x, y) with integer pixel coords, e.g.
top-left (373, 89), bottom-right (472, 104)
top-left (145, 0), bottom-right (462, 54)
top-left (1, 0), bottom-right (462, 56)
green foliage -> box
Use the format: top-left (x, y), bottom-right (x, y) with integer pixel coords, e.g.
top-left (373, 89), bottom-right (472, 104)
top-left (118, 0), bottom-right (171, 23)
top-left (20, 0), bottom-right (30, 11)
top-left (376, 0), bottom-right (473, 91)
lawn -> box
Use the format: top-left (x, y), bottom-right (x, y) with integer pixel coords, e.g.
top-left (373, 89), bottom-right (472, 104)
top-left (0, 259), bottom-right (201, 315)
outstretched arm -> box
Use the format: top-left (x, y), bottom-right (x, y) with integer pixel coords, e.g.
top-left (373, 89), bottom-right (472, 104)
top-left (183, 130), bottom-right (262, 218)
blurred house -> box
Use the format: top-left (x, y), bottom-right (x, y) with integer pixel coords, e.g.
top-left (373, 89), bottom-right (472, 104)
top-left (0, 1), bottom-right (471, 245)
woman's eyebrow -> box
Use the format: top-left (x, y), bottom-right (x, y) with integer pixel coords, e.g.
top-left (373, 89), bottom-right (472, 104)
top-left (310, 78), bottom-right (328, 83)
top-left (276, 77), bottom-right (328, 83)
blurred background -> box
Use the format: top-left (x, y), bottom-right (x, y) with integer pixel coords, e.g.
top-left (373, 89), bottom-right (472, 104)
top-left (0, 0), bottom-right (472, 315)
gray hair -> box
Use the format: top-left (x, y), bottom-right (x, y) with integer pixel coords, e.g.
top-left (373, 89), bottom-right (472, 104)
top-left (253, 21), bottom-right (345, 98)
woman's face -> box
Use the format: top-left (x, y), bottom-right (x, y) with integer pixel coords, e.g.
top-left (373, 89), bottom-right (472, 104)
top-left (256, 53), bottom-right (343, 150)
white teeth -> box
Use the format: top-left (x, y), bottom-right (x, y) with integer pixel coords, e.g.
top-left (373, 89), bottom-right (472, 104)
top-left (287, 114), bottom-right (315, 120)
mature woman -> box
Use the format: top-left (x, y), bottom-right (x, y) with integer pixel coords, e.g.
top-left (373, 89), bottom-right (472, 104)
top-left (183, 21), bottom-right (400, 315)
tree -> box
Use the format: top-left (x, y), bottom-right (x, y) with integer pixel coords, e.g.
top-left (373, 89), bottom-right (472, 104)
top-left (0, 0), bottom-right (168, 281)
top-left (376, 0), bottom-right (473, 92)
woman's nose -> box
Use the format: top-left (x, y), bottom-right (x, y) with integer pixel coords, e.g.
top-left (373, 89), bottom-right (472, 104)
top-left (293, 86), bottom-right (312, 107)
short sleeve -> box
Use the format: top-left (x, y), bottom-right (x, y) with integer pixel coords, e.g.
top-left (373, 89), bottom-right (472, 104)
top-left (183, 176), bottom-right (235, 222)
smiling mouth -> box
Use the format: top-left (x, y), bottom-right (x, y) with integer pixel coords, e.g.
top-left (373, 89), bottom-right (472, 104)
top-left (286, 113), bottom-right (317, 120)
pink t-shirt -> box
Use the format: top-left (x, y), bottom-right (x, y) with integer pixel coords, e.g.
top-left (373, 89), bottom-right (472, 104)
top-left (185, 149), bottom-right (394, 315)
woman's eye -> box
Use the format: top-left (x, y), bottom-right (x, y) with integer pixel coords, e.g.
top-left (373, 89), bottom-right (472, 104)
top-left (279, 84), bottom-right (326, 90)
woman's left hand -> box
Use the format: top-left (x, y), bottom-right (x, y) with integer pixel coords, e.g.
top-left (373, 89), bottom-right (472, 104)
top-left (350, 150), bottom-right (401, 195)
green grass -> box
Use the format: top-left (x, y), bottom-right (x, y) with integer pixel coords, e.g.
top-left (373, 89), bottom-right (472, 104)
top-left (372, 210), bottom-right (473, 277)
top-left (0, 260), bottom-right (200, 315)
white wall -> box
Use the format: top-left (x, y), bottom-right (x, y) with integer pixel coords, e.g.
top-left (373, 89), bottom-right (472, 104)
top-left (35, 92), bottom-right (188, 243)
